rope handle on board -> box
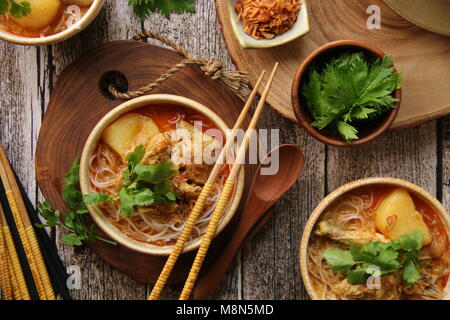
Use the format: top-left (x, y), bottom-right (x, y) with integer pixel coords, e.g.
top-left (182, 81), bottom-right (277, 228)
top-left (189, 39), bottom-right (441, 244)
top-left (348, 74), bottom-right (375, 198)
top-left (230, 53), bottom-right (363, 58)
top-left (108, 31), bottom-right (250, 101)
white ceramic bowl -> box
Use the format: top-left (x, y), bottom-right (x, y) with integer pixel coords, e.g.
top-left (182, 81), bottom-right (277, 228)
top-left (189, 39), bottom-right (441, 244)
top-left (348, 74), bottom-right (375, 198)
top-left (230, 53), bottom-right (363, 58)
top-left (79, 94), bottom-right (245, 256)
top-left (299, 177), bottom-right (450, 300)
top-left (0, 0), bottom-right (105, 45)
top-left (227, 0), bottom-right (310, 49)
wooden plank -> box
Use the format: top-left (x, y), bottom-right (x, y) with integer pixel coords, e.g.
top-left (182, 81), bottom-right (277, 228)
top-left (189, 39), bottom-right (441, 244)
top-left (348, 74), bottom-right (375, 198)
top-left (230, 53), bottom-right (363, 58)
top-left (241, 108), bottom-right (325, 300)
top-left (440, 116), bottom-right (450, 214)
top-left (327, 122), bottom-right (438, 194)
top-left (48, 1), bottom-right (146, 300)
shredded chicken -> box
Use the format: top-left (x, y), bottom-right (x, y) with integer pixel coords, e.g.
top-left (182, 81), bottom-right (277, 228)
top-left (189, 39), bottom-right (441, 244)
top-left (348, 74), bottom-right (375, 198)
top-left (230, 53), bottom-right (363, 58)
top-left (315, 219), bottom-right (388, 246)
top-left (331, 279), bottom-right (371, 299)
top-left (235, 0), bottom-right (301, 40)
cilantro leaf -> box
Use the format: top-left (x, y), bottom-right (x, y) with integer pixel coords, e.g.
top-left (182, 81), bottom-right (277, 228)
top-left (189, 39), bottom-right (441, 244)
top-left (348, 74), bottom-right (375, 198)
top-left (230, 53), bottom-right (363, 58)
top-left (129, 0), bottom-right (196, 21)
top-left (0, 0), bottom-right (31, 18)
top-left (126, 144), bottom-right (146, 170)
top-left (61, 233), bottom-right (83, 246)
top-left (37, 159), bottom-right (117, 247)
top-left (8, 0), bottom-right (30, 18)
top-left (302, 52), bottom-right (401, 141)
top-left (83, 193), bottom-right (112, 205)
top-left (135, 162), bottom-right (177, 184)
top-left (323, 247), bottom-right (356, 273)
top-left (403, 260), bottom-right (421, 287)
top-left (336, 121), bottom-right (358, 142)
top-left (119, 187), bottom-right (136, 217)
top-left (323, 230), bottom-right (424, 287)
top-left (347, 267), bottom-right (367, 285)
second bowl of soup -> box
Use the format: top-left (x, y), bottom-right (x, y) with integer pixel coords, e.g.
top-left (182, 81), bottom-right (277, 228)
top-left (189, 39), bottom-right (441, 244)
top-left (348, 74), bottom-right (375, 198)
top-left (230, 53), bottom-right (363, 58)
top-left (300, 177), bottom-right (450, 300)
top-left (79, 94), bottom-right (245, 255)
top-left (0, 0), bottom-right (104, 45)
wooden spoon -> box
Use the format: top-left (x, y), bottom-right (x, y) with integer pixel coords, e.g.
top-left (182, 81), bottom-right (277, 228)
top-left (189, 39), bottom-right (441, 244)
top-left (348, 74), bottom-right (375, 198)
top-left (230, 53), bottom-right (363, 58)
top-left (193, 144), bottom-right (305, 299)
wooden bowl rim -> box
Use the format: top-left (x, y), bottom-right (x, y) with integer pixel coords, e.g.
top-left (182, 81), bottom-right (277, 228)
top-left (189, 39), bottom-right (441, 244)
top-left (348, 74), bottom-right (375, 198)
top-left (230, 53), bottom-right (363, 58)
top-left (79, 94), bottom-right (245, 256)
top-left (291, 40), bottom-right (402, 147)
top-left (0, 0), bottom-right (105, 45)
top-left (299, 177), bottom-right (450, 300)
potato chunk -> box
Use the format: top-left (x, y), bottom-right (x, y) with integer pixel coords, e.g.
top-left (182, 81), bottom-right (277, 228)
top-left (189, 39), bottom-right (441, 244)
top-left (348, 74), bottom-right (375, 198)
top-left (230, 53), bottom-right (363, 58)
top-left (12, 0), bottom-right (61, 30)
top-left (102, 113), bottom-right (159, 159)
top-left (61, 0), bottom-right (93, 5)
top-left (375, 188), bottom-right (431, 245)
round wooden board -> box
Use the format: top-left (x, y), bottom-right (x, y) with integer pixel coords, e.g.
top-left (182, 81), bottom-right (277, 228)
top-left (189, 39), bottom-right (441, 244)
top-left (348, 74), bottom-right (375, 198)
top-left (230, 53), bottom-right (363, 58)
top-left (216, 0), bottom-right (450, 129)
top-left (35, 40), bottom-right (254, 285)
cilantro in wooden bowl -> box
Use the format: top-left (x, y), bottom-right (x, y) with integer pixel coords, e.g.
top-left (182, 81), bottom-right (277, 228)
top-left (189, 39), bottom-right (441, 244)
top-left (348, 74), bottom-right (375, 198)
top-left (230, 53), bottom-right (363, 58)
top-left (291, 40), bottom-right (402, 147)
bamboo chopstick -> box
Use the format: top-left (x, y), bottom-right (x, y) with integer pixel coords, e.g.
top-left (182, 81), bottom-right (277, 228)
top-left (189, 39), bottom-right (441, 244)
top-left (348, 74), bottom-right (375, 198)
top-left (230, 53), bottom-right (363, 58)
top-left (0, 205), bottom-right (29, 300)
top-left (179, 63), bottom-right (279, 300)
top-left (0, 205), bottom-right (13, 300)
top-left (148, 69), bottom-right (269, 300)
top-left (0, 146), bottom-right (55, 300)
top-left (15, 172), bottom-right (72, 300)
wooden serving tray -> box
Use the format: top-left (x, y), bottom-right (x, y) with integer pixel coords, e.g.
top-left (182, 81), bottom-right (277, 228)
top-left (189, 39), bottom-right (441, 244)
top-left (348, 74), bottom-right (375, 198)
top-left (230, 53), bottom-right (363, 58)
top-left (216, 0), bottom-right (450, 129)
top-left (35, 40), bottom-right (254, 284)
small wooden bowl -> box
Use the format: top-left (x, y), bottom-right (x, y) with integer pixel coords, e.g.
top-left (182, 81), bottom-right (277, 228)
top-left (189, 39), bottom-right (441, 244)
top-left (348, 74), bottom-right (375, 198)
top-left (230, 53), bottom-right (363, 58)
top-left (79, 94), bottom-right (245, 256)
top-left (0, 0), bottom-right (105, 45)
top-left (299, 177), bottom-right (450, 300)
top-left (291, 40), bottom-right (402, 147)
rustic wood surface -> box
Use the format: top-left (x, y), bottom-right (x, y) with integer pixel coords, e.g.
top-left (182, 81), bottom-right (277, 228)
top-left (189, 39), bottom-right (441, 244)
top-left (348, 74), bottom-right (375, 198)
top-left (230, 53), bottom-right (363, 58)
top-left (216, 0), bottom-right (450, 129)
top-left (0, 0), bottom-right (448, 300)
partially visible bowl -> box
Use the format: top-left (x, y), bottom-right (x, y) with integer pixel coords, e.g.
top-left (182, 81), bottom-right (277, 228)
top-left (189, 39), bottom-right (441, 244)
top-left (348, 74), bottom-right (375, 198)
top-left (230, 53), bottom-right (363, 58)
top-left (299, 177), bottom-right (450, 300)
top-left (227, 0), bottom-right (310, 49)
top-left (79, 94), bottom-right (245, 256)
top-left (291, 40), bottom-right (402, 147)
top-left (0, 0), bottom-right (105, 45)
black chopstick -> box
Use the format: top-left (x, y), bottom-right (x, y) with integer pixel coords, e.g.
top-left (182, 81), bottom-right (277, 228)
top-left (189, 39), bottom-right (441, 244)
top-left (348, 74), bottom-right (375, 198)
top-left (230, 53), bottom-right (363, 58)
top-left (14, 171), bottom-right (72, 300)
top-left (0, 177), bottom-right (39, 300)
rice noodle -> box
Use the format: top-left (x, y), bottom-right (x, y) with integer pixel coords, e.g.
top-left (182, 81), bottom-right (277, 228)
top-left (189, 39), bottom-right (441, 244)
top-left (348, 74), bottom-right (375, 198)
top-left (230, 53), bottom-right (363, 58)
top-left (88, 142), bottom-right (230, 246)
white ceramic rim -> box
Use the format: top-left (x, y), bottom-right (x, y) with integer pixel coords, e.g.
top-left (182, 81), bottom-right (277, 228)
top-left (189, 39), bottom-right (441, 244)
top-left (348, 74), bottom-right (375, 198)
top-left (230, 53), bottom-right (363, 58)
top-left (0, 0), bottom-right (105, 45)
top-left (227, 0), bottom-right (310, 49)
top-left (299, 177), bottom-right (450, 300)
top-left (79, 94), bottom-right (245, 256)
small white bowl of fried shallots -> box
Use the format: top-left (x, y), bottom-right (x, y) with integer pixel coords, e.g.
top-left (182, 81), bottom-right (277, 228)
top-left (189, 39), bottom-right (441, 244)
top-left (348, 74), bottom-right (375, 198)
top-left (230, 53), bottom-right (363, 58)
top-left (227, 0), bottom-right (310, 49)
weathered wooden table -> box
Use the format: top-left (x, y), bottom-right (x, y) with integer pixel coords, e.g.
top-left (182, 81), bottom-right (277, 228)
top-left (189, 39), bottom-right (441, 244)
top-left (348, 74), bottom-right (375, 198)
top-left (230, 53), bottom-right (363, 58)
top-left (0, 1), bottom-right (448, 300)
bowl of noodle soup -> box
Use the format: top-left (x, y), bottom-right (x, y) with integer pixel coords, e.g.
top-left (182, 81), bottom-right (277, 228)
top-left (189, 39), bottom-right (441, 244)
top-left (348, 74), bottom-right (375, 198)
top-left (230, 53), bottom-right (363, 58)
top-left (79, 94), bottom-right (244, 256)
top-left (300, 178), bottom-right (450, 300)
top-left (0, 0), bottom-right (105, 45)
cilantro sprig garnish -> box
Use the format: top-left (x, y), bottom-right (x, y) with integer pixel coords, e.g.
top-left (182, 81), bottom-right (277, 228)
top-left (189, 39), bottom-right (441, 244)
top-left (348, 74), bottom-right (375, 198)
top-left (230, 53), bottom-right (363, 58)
top-left (129, 0), bottom-right (196, 21)
top-left (84, 145), bottom-right (178, 217)
top-left (36, 160), bottom-right (116, 246)
top-left (323, 230), bottom-right (424, 287)
top-left (302, 52), bottom-right (402, 142)
top-left (0, 0), bottom-right (31, 19)
top-left (37, 146), bottom-right (178, 246)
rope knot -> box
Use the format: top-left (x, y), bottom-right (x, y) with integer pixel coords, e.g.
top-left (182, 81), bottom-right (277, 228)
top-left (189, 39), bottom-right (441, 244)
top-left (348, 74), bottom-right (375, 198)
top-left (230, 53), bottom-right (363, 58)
top-left (195, 58), bottom-right (224, 79)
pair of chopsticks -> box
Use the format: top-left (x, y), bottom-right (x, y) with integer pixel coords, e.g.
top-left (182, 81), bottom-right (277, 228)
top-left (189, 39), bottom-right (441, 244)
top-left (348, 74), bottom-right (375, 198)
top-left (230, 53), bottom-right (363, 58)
top-left (149, 62), bottom-right (279, 300)
top-left (0, 145), bottom-right (71, 300)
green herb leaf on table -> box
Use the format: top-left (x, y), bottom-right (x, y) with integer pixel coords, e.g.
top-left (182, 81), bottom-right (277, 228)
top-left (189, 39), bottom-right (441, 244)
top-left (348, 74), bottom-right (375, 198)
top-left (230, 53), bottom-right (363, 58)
top-left (323, 230), bottom-right (423, 287)
top-left (302, 52), bottom-right (402, 142)
top-left (36, 159), bottom-right (117, 247)
top-left (0, 0), bottom-right (31, 19)
top-left (129, 0), bottom-right (196, 21)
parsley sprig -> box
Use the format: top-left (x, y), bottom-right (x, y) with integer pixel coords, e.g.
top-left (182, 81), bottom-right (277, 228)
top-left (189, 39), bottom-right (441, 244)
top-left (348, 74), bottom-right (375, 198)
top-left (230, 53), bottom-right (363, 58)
top-left (83, 145), bottom-right (178, 217)
top-left (129, 0), bottom-right (196, 21)
top-left (302, 52), bottom-right (402, 141)
top-left (323, 230), bottom-right (424, 287)
top-left (37, 146), bottom-right (178, 246)
top-left (36, 160), bottom-right (116, 246)
top-left (0, 0), bottom-right (31, 19)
